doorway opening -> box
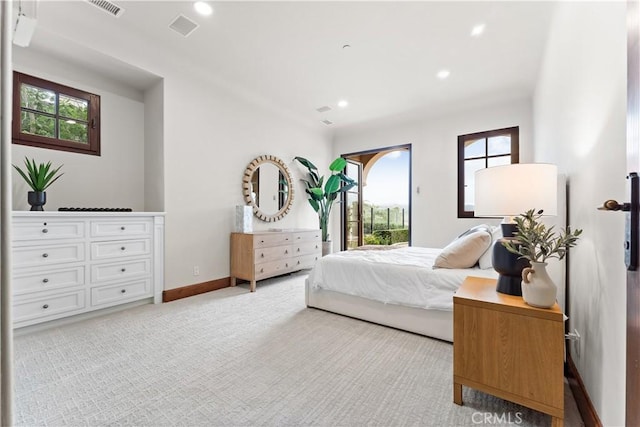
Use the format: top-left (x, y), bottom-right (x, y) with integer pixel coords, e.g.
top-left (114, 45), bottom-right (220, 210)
top-left (341, 144), bottom-right (411, 250)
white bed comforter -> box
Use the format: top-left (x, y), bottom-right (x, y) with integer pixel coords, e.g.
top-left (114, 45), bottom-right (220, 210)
top-left (307, 246), bottom-right (498, 311)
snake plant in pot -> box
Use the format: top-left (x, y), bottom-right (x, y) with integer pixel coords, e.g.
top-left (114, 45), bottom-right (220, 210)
top-left (294, 156), bottom-right (357, 254)
top-left (13, 157), bottom-right (64, 211)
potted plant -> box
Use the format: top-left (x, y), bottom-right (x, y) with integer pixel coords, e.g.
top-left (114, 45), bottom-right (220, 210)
top-left (294, 156), bottom-right (356, 255)
top-left (502, 209), bottom-right (582, 308)
top-left (13, 157), bottom-right (64, 211)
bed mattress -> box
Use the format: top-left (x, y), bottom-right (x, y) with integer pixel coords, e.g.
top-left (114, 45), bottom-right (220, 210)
top-left (307, 246), bottom-right (497, 311)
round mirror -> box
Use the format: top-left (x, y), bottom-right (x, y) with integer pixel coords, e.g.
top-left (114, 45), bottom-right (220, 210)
top-left (242, 155), bottom-right (294, 222)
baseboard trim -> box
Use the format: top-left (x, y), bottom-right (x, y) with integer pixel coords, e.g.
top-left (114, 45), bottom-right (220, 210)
top-left (566, 353), bottom-right (602, 427)
top-left (163, 277), bottom-right (230, 302)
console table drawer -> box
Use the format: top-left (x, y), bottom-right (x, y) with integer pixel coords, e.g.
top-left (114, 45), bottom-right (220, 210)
top-left (292, 253), bottom-right (320, 270)
top-left (292, 230), bottom-right (321, 242)
top-left (91, 258), bottom-right (151, 283)
top-left (253, 233), bottom-right (292, 248)
top-left (91, 239), bottom-right (150, 260)
top-left (293, 241), bottom-right (321, 256)
top-left (255, 245), bottom-right (293, 263)
top-left (13, 243), bottom-right (85, 268)
top-left (90, 220), bottom-right (153, 238)
top-left (14, 290), bottom-right (86, 325)
top-left (14, 266), bottom-right (85, 295)
top-left (91, 279), bottom-right (151, 307)
top-left (255, 259), bottom-right (292, 280)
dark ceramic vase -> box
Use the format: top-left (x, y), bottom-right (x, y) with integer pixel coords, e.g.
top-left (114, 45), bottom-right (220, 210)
top-left (27, 191), bottom-right (46, 211)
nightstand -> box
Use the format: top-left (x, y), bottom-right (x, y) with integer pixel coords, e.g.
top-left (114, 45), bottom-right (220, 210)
top-left (453, 276), bottom-right (564, 427)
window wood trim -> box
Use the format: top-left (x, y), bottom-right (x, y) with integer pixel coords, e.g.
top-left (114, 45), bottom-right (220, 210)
top-left (12, 71), bottom-right (101, 156)
top-left (457, 126), bottom-right (520, 218)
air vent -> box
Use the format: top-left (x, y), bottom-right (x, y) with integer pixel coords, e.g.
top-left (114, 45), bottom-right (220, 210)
top-left (169, 14), bottom-right (199, 37)
top-left (86, 0), bottom-right (124, 17)
top-left (322, 120), bottom-right (333, 126)
top-left (316, 106), bottom-right (331, 113)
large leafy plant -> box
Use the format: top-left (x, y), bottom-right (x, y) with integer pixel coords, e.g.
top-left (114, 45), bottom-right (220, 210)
top-left (294, 156), bottom-right (357, 242)
top-left (503, 209), bottom-right (582, 263)
top-left (13, 157), bottom-right (64, 192)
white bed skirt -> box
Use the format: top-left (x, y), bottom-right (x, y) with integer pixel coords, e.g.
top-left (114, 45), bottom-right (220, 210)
top-left (305, 278), bottom-right (453, 342)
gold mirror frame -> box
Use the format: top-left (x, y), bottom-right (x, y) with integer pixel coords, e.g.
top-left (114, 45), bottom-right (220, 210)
top-left (242, 155), bottom-right (295, 222)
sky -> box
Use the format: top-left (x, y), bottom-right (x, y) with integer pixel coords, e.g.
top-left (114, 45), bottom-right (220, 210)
top-left (364, 150), bottom-right (409, 207)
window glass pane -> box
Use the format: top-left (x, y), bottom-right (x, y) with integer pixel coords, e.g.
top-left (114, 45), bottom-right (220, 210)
top-left (346, 162), bottom-right (358, 179)
top-left (346, 192), bottom-right (359, 222)
top-left (59, 94), bottom-right (88, 121)
top-left (487, 155), bottom-right (511, 167)
top-left (464, 138), bottom-right (485, 159)
top-left (21, 84), bottom-right (56, 114)
top-left (21, 111), bottom-right (55, 138)
top-left (488, 135), bottom-right (511, 156)
top-left (58, 120), bottom-right (88, 143)
top-left (463, 158), bottom-right (485, 211)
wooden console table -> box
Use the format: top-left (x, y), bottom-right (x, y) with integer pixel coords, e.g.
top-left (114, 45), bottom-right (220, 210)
top-left (453, 276), bottom-right (564, 426)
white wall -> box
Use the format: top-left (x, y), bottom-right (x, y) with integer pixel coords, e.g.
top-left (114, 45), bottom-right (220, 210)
top-left (144, 79), bottom-right (165, 212)
top-left (333, 97), bottom-right (534, 248)
top-left (11, 48), bottom-right (146, 212)
top-left (533, 2), bottom-right (626, 425)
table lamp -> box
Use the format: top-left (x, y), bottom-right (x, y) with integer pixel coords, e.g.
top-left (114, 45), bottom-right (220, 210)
top-left (474, 164), bottom-right (557, 295)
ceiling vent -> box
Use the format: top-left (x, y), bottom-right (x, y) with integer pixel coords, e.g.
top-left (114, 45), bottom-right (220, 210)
top-left (169, 14), bottom-right (199, 37)
top-left (316, 106), bottom-right (331, 113)
top-left (86, 0), bottom-right (124, 17)
top-left (322, 120), bottom-right (333, 126)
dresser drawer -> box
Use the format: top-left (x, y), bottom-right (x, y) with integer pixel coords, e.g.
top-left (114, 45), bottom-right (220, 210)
top-left (253, 232), bottom-right (293, 248)
top-left (91, 258), bottom-right (151, 283)
top-left (13, 220), bottom-right (84, 241)
top-left (255, 259), bottom-right (293, 280)
top-left (14, 266), bottom-right (85, 295)
top-left (292, 230), bottom-right (321, 242)
top-left (91, 239), bottom-right (150, 260)
top-left (14, 289), bottom-right (86, 325)
top-left (292, 254), bottom-right (321, 270)
top-left (91, 279), bottom-right (151, 307)
top-left (293, 241), bottom-right (321, 256)
top-left (90, 220), bottom-right (153, 238)
top-left (13, 243), bottom-right (85, 268)
top-left (254, 245), bottom-right (293, 263)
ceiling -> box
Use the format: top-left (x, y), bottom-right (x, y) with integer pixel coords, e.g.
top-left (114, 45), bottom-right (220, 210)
top-left (21, 1), bottom-right (557, 130)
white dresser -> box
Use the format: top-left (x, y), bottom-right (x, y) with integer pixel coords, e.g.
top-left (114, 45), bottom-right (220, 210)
top-left (11, 212), bottom-right (164, 328)
top-left (230, 229), bottom-right (321, 292)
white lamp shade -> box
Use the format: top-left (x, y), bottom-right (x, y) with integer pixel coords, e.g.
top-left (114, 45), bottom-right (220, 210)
top-left (474, 163), bottom-right (558, 217)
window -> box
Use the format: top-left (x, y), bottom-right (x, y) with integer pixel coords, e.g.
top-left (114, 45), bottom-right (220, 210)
top-left (13, 72), bottom-right (101, 156)
top-left (457, 126), bottom-right (519, 218)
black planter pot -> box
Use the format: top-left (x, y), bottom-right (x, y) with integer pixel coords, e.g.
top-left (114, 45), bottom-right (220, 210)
top-left (27, 191), bottom-right (46, 211)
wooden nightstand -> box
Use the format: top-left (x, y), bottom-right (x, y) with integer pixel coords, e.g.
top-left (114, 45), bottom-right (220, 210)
top-left (453, 276), bottom-right (564, 427)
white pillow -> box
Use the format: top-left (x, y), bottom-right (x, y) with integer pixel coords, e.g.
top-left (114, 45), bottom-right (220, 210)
top-left (433, 231), bottom-right (492, 269)
top-left (478, 226), bottom-right (502, 269)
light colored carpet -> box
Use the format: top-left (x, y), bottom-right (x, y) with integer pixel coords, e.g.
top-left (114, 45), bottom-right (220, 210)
top-left (15, 272), bottom-right (584, 426)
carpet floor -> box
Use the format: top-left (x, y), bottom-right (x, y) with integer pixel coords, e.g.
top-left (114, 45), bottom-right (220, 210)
top-left (15, 272), bottom-right (583, 426)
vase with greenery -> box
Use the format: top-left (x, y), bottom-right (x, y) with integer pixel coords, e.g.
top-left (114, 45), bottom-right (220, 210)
top-left (293, 156), bottom-right (357, 251)
top-left (502, 209), bottom-right (582, 307)
top-left (13, 157), bottom-right (64, 211)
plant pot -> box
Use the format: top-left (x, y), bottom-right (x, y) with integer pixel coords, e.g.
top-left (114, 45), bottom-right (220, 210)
top-left (322, 241), bottom-right (333, 257)
top-left (521, 261), bottom-right (557, 308)
top-left (27, 191), bottom-right (46, 211)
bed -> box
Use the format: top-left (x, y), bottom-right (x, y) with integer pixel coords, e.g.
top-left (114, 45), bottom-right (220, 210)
top-left (305, 245), bottom-right (498, 342)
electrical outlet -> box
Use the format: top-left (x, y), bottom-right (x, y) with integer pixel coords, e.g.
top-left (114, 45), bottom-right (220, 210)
top-left (193, 266), bottom-right (200, 276)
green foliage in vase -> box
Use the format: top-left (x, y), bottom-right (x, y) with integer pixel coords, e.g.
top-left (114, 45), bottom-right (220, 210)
top-left (502, 209), bottom-right (582, 263)
top-left (294, 156), bottom-right (357, 242)
top-left (12, 157), bottom-right (64, 192)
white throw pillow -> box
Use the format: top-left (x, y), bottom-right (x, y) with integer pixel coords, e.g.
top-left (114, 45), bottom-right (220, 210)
top-left (433, 230), bottom-right (492, 269)
top-left (478, 226), bottom-right (502, 270)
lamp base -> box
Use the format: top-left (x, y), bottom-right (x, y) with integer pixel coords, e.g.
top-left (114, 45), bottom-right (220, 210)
top-left (496, 274), bottom-right (523, 296)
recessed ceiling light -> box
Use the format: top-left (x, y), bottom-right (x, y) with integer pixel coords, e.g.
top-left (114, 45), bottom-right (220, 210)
top-left (194, 1), bottom-right (213, 16)
top-left (471, 24), bottom-right (486, 37)
top-left (436, 70), bottom-right (450, 80)
top-left (338, 100), bottom-right (349, 108)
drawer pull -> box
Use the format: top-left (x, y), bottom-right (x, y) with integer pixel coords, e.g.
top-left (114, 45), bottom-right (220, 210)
top-left (121, 289), bottom-right (126, 294)
top-left (121, 247), bottom-right (126, 251)
top-left (286, 238), bottom-right (289, 241)
top-left (285, 263), bottom-right (289, 267)
top-left (297, 248), bottom-right (300, 252)
top-left (260, 268), bottom-right (264, 273)
top-left (261, 253), bottom-right (264, 258)
top-left (285, 250), bottom-right (288, 254)
top-left (42, 278), bottom-right (49, 283)
top-left (261, 240), bottom-right (264, 243)
top-left (42, 253), bottom-right (49, 258)
top-left (297, 260), bottom-right (300, 265)
top-left (121, 226), bottom-right (126, 231)
top-left (42, 228), bottom-right (48, 233)
top-left (42, 304), bottom-right (49, 309)
top-left (315, 245), bottom-right (319, 249)
top-left (121, 268), bottom-right (126, 272)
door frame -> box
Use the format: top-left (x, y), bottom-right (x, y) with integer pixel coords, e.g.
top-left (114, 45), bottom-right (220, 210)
top-left (340, 144), bottom-right (412, 250)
